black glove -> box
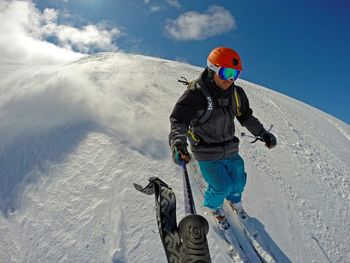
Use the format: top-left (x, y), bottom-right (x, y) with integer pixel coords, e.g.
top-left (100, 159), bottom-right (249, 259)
top-left (262, 132), bottom-right (277, 149)
top-left (172, 143), bottom-right (191, 165)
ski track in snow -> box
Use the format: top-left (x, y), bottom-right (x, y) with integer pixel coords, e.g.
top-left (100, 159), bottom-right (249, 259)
top-left (0, 53), bottom-right (349, 263)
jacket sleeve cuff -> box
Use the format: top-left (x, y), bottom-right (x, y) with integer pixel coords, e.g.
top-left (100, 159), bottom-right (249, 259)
top-left (259, 129), bottom-right (269, 138)
top-left (171, 138), bottom-right (187, 148)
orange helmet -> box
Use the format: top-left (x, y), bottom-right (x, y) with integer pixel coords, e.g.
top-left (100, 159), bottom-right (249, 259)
top-left (207, 47), bottom-right (243, 71)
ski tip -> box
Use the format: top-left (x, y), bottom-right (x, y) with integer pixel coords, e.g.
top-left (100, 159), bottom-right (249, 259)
top-left (133, 183), bottom-right (143, 191)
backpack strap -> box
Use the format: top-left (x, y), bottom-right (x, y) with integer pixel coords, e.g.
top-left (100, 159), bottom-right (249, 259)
top-left (177, 77), bottom-right (214, 146)
top-left (178, 77), bottom-right (244, 146)
top-left (178, 77), bottom-right (214, 125)
top-left (233, 87), bottom-right (242, 116)
top-left (179, 77), bottom-right (241, 118)
top-left (195, 82), bottom-right (213, 125)
top-left (186, 82), bottom-right (214, 145)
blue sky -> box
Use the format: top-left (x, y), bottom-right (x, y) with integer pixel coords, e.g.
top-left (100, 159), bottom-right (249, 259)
top-left (2, 0), bottom-right (349, 124)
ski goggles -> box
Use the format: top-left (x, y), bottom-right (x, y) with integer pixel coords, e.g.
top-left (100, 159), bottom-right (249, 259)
top-left (207, 60), bottom-right (241, 81)
top-left (217, 67), bottom-right (241, 81)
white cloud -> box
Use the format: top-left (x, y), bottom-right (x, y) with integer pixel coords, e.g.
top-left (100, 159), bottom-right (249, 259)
top-left (166, 0), bottom-right (181, 9)
top-left (0, 1), bottom-right (122, 65)
top-left (47, 24), bottom-right (122, 53)
top-left (165, 5), bottom-right (236, 41)
top-left (150, 5), bottom-right (161, 12)
top-left (144, 0), bottom-right (180, 12)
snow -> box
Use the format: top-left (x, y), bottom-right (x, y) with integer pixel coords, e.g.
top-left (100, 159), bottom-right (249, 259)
top-left (0, 52), bottom-right (349, 262)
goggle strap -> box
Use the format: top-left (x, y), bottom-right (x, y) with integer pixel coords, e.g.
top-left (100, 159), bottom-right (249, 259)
top-left (207, 60), bottom-right (220, 73)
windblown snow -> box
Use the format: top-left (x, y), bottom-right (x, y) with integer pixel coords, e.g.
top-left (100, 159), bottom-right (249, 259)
top-left (0, 53), bottom-right (349, 263)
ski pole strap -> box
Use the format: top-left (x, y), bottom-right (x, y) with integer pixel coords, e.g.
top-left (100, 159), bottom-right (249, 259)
top-left (241, 124), bottom-right (274, 143)
top-left (134, 177), bottom-right (182, 263)
top-left (181, 162), bottom-right (196, 215)
top-left (178, 76), bottom-right (189, 85)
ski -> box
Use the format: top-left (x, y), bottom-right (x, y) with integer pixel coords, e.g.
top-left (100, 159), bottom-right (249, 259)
top-left (226, 202), bottom-right (277, 263)
top-left (204, 210), bottom-right (248, 263)
top-left (189, 161), bottom-right (279, 262)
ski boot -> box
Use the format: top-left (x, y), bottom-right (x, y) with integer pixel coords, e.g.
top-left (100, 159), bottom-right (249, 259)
top-left (213, 207), bottom-right (230, 230)
top-left (230, 201), bottom-right (247, 219)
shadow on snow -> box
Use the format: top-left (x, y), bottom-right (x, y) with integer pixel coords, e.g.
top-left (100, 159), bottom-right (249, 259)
top-left (247, 215), bottom-right (292, 263)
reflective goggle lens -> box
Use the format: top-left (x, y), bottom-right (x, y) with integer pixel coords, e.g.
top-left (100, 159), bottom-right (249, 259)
top-left (218, 68), bottom-right (240, 81)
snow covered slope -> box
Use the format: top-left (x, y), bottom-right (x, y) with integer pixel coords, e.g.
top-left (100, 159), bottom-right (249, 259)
top-left (0, 52), bottom-right (349, 262)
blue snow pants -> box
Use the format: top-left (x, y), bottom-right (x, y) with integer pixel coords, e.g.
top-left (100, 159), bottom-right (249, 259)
top-left (197, 154), bottom-right (247, 210)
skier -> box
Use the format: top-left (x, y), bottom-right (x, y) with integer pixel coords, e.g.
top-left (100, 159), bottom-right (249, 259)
top-left (169, 47), bottom-right (277, 229)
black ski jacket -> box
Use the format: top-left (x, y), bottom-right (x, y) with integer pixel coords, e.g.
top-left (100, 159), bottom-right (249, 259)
top-left (169, 68), bottom-right (267, 161)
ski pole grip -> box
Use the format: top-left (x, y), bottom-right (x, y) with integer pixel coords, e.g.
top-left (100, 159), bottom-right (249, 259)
top-left (178, 214), bottom-right (211, 263)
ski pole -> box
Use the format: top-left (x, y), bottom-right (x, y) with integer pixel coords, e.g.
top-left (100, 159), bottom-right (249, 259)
top-left (241, 124), bottom-right (273, 143)
top-left (178, 161), bottom-right (212, 262)
top-left (180, 161), bottom-right (196, 215)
